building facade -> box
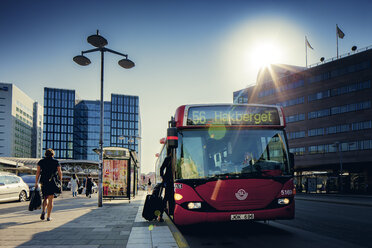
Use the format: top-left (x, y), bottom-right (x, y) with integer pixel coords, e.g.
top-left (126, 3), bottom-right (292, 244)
top-left (74, 100), bottom-right (111, 161)
top-left (43, 88), bottom-right (141, 162)
top-left (234, 49), bottom-right (372, 194)
top-left (0, 83), bottom-right (43, 158)
top-left (43, 88), bottom-right (75, 159)
top-left (109, 94), bottom-right (141, 153)
top-left (32, 102), bottom-right (43, 158)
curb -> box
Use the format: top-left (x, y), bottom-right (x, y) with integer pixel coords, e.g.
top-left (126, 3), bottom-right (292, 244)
top-left (164, 213), bottom-right (190, 248)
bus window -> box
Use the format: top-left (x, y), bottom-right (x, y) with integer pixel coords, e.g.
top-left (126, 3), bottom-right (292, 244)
top-left (181, 136), bottom-right (205, 179)
top-left (177, 129), bottom-right (290, 179)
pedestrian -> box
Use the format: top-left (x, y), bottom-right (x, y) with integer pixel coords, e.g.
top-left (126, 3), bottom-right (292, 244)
top-left (85, 174), bottom-right (93, 198)
top-left (35, 148), bottom-right (62, 221)
top-left (70, 174), bottom-right (79, 197)
top-left (159, 149), bottom-right (172, 222)
top-left (147, 178), bottom-right (152, 194)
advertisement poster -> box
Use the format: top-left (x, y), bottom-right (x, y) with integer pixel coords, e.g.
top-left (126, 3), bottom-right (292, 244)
top-left (103, 160), bottom-right (128, 197)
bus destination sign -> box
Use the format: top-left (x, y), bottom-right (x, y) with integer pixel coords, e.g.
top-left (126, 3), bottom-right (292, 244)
top-left (186, 105), bottom-right (281, 126)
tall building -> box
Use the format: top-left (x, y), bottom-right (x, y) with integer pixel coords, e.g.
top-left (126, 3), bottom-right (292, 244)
top-left (74, 100), bottom-right (111, 161)
top-left (110, 94), bottom-right (140, 152)
top-left (233, 48), bottom-right (372, 193)
top-left (0, 83), bottom-right (43, 158)
top-left (43, 88), bottom-right (75, 159)
top-left (32, 102), bottom-right (43, 158)
top-left (43, 88), bottom-right (141, 162)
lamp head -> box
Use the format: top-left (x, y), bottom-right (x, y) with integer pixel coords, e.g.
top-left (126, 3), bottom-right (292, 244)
top-left (118, 58), bottom-right (135, 69)
top-left (87, 34), bottom-right (108, 48)
top-left (73, 55), bottom-right (91, 66)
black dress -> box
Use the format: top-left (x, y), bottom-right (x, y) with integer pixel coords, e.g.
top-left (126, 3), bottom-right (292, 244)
top-left (86, 177), bottom-right (93, 196)
top-left (38, 157), bottom-right (61, 197)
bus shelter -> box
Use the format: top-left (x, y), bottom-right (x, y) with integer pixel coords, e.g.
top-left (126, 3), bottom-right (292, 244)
top-left (101, 147), bottom-right (139, 200)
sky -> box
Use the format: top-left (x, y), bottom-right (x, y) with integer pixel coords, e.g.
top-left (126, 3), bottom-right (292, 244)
top-left (1, 0), bottom-right (372, 173)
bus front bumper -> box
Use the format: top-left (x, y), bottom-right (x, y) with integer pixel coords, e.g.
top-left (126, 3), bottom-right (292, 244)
top-left (173, 201), bottom-right (295, 226)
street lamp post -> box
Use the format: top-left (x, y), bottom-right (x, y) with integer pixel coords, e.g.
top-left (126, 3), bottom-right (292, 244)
top-left (74, 30), bottom-right (135, 207)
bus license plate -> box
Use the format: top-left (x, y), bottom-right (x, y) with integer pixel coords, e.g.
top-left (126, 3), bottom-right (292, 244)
top-left (231, 214), bottom-right (254, 221)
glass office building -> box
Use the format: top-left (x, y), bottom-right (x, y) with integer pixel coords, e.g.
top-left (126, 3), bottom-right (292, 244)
top-left (43, 88), bottom-right (75, 159)
top-left (110, 94), bottom-right (140, 152)
top-left (74, 100), bottom-right (111, 161)
top-left (43, 88), bottom-right (141, 161)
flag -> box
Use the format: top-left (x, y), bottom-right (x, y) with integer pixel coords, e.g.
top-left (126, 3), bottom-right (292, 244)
top-left (337, 25), bottom-right (345, 39)
top-left (305, 36), bottom-right (313, 50)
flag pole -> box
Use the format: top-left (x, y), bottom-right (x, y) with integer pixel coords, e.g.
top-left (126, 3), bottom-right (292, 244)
top-left (305, 36), bottom-right (308, 68)
top-left (336, 24), bottom-right (339, 58)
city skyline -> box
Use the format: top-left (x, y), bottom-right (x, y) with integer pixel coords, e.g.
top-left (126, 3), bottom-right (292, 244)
top-left (2, 0), bottom-right (372, 173)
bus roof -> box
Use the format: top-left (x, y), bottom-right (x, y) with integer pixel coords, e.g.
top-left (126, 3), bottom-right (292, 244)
top-left (174, 104), bottom-right (286, 128)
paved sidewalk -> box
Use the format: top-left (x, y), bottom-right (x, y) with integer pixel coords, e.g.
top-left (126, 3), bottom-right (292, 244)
top-left (0, 190), bottom-right (180, 248)
top-left (126, 199), bottom-right (179, 248)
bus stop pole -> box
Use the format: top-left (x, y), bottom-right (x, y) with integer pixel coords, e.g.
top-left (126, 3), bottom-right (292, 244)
top-left (98, 50), bottom-right (104, 208)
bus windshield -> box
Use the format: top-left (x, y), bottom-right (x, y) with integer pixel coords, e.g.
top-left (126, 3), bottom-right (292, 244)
top-left (176, 128), bottom-right (290, 179)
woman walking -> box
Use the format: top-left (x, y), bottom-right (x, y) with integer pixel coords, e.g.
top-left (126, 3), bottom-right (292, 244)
top-left (70, 174), bottom-right (79, 197)
top-left (147, 178), bottom-right (152, 194)
top-left (85, 174), bottom-right (93, 198)
top-left (35, 148), bottom-right (62, 221)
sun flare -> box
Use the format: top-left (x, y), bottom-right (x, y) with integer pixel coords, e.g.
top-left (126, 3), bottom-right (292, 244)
top-left (221, 17), bottom-right (302, 87)
top-left (248, 42), bottom-right (283, 70)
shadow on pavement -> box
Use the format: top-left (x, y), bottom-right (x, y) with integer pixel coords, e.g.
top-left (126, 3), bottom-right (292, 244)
top-left (0, 220), bottom-right (40, 229)
top-left (2, 195), bottom-right (141, 248)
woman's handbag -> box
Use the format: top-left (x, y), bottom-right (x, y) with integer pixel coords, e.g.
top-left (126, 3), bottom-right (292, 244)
top-left (49, 173), bottom-right (62, 194)
top-left (28, 189), bottom-right (42, 211)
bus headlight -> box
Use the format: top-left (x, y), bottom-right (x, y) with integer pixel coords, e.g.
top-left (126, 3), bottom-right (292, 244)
top-left (278, 198), bottom-right (290, 205)
top-left (187, 202), bottom-right (202, 209)
top-left (174, 193), bottom-right (183, 201)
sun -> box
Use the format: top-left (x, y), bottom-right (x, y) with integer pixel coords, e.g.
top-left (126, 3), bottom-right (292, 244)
top-left (220, 17), bottom-right (301, 87)
top-left (248, 42), bottom-right (283, 70)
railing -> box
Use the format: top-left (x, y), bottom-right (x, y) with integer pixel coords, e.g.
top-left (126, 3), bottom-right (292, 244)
top-left (308, 45), bottom-right (372, 68)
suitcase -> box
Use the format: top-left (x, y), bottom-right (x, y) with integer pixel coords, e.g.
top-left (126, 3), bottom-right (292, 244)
top-left (142, 184), bottom-right (164, 221)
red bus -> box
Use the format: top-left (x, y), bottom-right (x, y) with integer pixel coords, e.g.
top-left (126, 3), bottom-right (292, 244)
top-left (155, 104), bottom-right (295, 226)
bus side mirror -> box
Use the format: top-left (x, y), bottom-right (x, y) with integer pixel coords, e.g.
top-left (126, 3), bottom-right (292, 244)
top-left (289, 152), bottom-right (295, 172)
top-left (167, 127), bottom-right (178, 149)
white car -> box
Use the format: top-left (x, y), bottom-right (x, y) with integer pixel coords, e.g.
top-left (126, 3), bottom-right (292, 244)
top-left (0, 172), bottom-right (30, 203)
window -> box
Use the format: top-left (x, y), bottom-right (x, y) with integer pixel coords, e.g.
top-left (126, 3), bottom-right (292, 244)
top-left (308, 109), bottom-right (330, 119)
top-left (349, 142), bottom-right (358, 151)
top-left (177, 129), bottom-right (290, 179)
top-left (310, 61), bottom-right (370, 84)
top-left (328, 144), bottom-right (337, 153)
top-left (352, 120), bottom-right (372, 131)
top-left (308, 128), bottom-right (324, 137)
top-left (309, 146), bottom-right (317, 154)
top-left (289, 147), bottom-right (305, 155)
top-left (286, 113), bottom-right (305, 123)
top-left (6, 176), bottom-right (20, 184)
top-left (259, 79), bottom-right (304, 98)
top-left (308, 90), bottom-right (330, 102)
top-left (277, 97), bottom-right (304, 107)
top-left (288, 131), bottom-right (306, 139)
